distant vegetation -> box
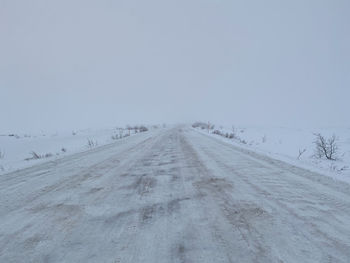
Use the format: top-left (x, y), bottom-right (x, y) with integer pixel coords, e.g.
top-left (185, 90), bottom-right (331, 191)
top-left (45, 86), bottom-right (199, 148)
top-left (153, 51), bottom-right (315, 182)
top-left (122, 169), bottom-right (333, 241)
top-left (192, 122), bottom-right (214, 130)
top-left (193, 122), bottom-right (247, 144)
top-left (25, 151), bottom-right (53, 161)
top-left (139, 126), bottom-right (148, 132)
top-left (112, 125), bottom-right (149, 141)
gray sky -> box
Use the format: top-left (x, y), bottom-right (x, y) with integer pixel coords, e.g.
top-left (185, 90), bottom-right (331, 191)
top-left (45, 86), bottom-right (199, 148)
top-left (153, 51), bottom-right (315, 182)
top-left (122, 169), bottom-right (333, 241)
top-left (1, 0), bottom-right (349, 132)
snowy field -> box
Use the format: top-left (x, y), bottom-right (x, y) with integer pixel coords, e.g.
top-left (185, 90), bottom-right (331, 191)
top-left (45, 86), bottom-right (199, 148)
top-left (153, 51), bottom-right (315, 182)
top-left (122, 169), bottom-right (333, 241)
top-left (194, 124), bottom-right (350, 183)
top-left (0, 126), bottom-right (156, 175)
top-left (1, 126), bottom-right (350, 262)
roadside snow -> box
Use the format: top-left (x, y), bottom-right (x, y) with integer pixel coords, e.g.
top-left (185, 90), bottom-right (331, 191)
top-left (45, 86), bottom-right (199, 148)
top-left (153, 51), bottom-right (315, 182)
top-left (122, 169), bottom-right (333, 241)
top-left (0, 126), bottom-right (155, 175)
top-left (195, 125), bottom-right (350, 184)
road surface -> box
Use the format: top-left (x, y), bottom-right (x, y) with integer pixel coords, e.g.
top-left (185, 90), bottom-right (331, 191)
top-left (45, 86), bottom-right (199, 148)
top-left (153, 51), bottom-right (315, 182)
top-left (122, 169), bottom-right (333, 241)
top-left (1, 126), bottom-right (350, 262)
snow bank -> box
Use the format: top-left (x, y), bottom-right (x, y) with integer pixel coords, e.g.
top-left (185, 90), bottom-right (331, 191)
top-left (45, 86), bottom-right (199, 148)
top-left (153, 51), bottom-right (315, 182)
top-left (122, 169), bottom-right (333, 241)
top-left (0, 126), bottom-right (156, 175)
top-left (194, 125), bottom-right (350, 184)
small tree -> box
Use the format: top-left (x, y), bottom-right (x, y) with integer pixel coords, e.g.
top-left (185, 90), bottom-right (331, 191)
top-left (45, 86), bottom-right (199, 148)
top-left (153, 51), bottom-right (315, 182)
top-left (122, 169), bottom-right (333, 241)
top-left (313, 133), bottom-right (338, 160)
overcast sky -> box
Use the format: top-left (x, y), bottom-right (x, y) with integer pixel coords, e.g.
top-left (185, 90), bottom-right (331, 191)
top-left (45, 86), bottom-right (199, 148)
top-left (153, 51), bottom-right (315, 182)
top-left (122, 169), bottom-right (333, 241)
top-left (1, 0), bottom-right (349, 132)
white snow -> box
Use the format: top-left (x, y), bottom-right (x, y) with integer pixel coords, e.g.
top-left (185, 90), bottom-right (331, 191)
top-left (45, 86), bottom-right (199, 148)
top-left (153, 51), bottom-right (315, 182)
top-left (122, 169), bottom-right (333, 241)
top-left (195, 125), bottom-right (350, 184)
top-left (0, 126), bottom-right (155, 175)
top-left (1, 126), bottom-right (349, 262)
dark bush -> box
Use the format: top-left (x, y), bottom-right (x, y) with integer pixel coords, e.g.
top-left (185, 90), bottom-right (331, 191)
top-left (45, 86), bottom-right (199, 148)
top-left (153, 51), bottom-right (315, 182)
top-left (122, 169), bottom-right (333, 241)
top-left (139, 126), bottom-right (148, 132)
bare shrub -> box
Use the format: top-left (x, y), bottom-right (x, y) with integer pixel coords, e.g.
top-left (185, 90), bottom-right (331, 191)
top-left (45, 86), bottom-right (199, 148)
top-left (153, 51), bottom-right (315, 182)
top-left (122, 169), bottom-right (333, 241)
top-left (30, 151), bottom-right (41, 160)
top-left (262, 135), bottom-right (267, 143)
top-left (297, 149), bottom-right (307, 160)
top-left (212, 130), bottom-right (234, 139)
top-left (212, 130), bottom-right (222, 135)
top-left (0, 149), bottom-right (4, 159)
top-left (25, 151), bottom-right (53, 161)
top-left (87, 139), bottom-right (98, 148)
top-left (313, 133), bottom-right (338, 160)
top-left (239, 138), bottom-right (247, 144)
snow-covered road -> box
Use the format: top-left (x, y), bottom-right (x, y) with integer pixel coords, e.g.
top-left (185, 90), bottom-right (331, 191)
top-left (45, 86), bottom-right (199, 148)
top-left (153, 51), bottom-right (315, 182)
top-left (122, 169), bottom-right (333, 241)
top-left (1, 126), bottom-right (350, 262)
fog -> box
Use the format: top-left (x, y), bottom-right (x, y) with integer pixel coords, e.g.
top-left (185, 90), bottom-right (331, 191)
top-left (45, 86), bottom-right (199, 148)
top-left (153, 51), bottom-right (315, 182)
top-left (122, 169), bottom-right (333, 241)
top-left (1, 0), bottom-right (349, 133)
